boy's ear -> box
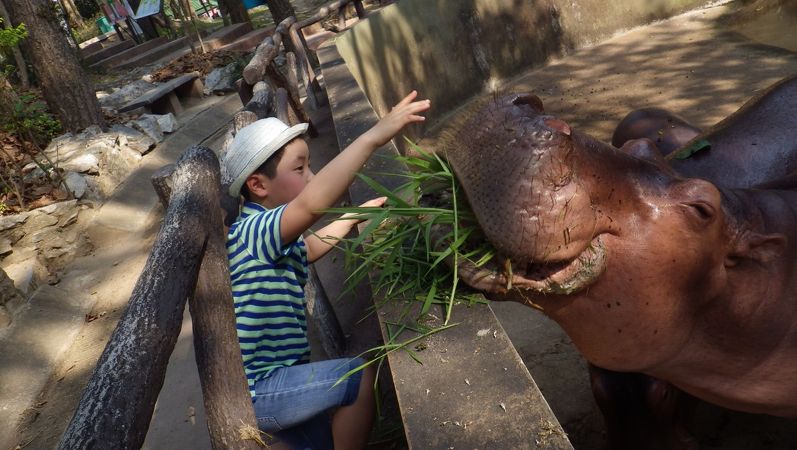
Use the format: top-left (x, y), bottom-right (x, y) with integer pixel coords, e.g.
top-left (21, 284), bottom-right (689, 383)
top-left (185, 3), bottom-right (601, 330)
top-left (245, 173), bottom-right (269, 198)
top-left (725, 231), bottom-right (787, 267)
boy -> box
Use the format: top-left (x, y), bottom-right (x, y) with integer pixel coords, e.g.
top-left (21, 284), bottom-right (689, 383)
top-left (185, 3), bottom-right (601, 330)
top-left (223, 91), bottom-right (430, 449)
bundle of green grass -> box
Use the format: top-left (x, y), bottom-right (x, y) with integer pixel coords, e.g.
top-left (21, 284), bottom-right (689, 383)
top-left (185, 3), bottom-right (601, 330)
top-left (324, 142), bottom-right (498, 376)
top-left (323, 142), bottom-right (498, 378)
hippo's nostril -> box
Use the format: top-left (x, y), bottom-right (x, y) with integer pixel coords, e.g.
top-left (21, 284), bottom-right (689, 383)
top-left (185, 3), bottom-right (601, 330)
top-left (511, 93), bottom-right (545, 113)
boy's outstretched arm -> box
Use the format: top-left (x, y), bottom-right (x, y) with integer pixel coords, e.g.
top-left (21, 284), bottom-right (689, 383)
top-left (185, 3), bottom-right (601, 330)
top-left (304, 197), bottom-right (386, 263)
top-left (280, 90), bottom-right (430, 244)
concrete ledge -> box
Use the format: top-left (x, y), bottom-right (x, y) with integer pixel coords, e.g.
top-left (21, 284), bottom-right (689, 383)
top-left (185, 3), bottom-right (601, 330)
top-left (203, 23), bottom-right (254, 50)
top-left (82, 39), bottom-right (135, 66)
top-left (319, 42), bottom-right (573, 450)
top-left (90, 37), bottom-right (169, 70)
top-left (114, 37), bottom-right (191, 70)
top-left (216, 27), bottom-right (274, 53)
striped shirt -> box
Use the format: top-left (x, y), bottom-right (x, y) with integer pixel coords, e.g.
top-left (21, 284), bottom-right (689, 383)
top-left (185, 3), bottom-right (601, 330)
top-left (227, 201), bottom-right (310, 396)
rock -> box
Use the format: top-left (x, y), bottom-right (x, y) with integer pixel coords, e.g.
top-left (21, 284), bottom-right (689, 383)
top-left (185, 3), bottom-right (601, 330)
top-left (62, 153), bottom-right (100, 174)
top-left (98, 79), bottom-right (157, 110)
top-left (0, 237), bottom-right (11, 256)
top-left (157, 113), bottom-right (178, 133)
top-left (109, 124), bottom-right (156, 155)
top-left (0, 306), bottom-right (10, 328)
top-left (63, 172), bottom-right (88, 199)
top-left (0, 266), bottom-right (26, 326)
top-left (141, 113), bottom-right (178, 134)
top-left (24, 211), bottom-right (59, 229)
top-left (43, 132), bottom-right (85, 162)
top-left (23, 166), bottom-right (48, 183)
top-left (204, 62), bottom-right (240, 95)
top-left (2, 259), bottom-right (45, 295)
top-left (0, 214), bottom-right (27, 232)
top-left (129, 115), bottom-right (164, 143)
top-left (97, 145), bottom-right (142, 198)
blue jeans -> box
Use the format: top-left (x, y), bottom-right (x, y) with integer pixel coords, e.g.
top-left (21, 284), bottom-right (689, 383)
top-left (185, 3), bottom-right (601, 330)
top-left (252, 358), bottom-right (365, 450)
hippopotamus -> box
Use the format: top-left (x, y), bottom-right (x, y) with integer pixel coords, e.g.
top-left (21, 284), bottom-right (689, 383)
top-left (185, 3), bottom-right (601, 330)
top-left (433, 76), bottom-right (797, 437)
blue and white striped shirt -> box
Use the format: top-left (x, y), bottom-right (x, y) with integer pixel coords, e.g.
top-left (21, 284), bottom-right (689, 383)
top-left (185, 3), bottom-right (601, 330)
top-left (227, 201), bottom-right (310, 396)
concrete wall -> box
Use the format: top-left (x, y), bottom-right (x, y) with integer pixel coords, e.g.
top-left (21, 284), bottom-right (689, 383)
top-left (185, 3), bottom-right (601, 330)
top-left (335, 0), bottom-right (714, 143)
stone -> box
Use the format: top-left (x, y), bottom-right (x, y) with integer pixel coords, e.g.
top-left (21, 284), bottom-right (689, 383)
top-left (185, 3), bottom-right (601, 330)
top-left (23, 166), bottom-right (47, 184)
top-left (61, 153), bottom-right (100, 174)
top-left (2, 259), bottom-right (44, 295)
top-left (204, 62), bottom-right (240, 95)
top-left (97, 145), bottom-right (142, 198)
top-left (0, 266), bottom-right (26, 323)
top-left (156, 113), bottom-right (178, 133)
top-left (141, 113), bottom-right (178, 134)
top-left (0, 237), bottom-right (11, 256)
top-left (98, 79), bottom-right (157, 111)
top-left (0, 214), bottom-right (27, 232)
top-left (0, 306), bottom-right (10, 328)
top-left (23, 211), bottom-right (59, 229)
top-left (109, 124), bottom-right (157, 155)
top-left (129, 116), bottom-right (164, 143)
top-left (63, 172), bottom-right (88, 199)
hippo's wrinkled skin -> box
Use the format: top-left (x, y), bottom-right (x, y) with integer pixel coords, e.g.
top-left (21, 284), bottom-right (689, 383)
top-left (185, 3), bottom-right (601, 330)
top-left (442, 77), bottom-right (797, 420)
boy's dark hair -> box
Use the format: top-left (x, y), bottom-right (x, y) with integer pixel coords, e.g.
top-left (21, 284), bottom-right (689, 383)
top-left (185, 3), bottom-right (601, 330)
top-left (241, 137), bottom-right (299, 200)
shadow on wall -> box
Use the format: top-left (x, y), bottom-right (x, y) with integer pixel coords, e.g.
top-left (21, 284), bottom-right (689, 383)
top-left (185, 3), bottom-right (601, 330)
top-left (334, 0), bottom-right (717, 151)
top-left (337, 0), bottom-right (573, 149)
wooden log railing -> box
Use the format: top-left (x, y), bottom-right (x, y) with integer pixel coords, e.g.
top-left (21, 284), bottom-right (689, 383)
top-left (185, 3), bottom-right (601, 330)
top-left (58, 146), bottom-right (274, 450)
top-left (238, 0), bottom-right (367, 126)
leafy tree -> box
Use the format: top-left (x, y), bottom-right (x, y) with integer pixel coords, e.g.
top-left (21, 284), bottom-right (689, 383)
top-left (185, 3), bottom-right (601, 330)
top-left (5, 0), bottom-right (105, 132)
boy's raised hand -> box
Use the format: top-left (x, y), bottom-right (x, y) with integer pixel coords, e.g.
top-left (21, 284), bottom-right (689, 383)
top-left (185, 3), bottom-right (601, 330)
top-left (363, 91), bottom-right (431, 147)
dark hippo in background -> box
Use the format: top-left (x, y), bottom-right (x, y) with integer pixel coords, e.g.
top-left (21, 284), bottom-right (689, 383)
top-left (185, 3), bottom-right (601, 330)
top-left (433, 76), bottom-right (797, 445)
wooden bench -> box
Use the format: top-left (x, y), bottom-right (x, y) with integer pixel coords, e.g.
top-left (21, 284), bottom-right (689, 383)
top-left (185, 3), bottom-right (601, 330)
top-left (118, 72), bottom-right (204, 116)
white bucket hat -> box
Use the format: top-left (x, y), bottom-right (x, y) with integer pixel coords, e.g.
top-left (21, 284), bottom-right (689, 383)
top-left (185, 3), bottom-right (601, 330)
top-left (222, 117), bottom-right (309, 197)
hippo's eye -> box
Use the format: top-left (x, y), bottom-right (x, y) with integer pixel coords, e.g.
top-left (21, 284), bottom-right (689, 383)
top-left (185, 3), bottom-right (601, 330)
top-left (684, 201), bottom-right (715, 224)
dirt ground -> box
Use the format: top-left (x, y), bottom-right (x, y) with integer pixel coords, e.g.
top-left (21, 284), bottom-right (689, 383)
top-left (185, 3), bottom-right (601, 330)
top-left (7, 0), bottom-right (797, 449)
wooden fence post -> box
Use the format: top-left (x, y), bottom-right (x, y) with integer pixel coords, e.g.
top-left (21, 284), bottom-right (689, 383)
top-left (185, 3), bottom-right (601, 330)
top-left (151, 149), bottom-right (272, 450)
top-left (58, 146), bottom-right (214, 449)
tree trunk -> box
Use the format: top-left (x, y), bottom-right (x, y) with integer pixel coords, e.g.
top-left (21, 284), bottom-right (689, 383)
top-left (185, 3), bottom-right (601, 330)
top-left (60, 0), bottom-right (83, 28)
top-left (6, 0), bottom-right (105, 131)
top-left (266, 0), bottom-right (295, 26)
top-left (0, 0), bottom-right (29, 89)
top-left (216, 0), bottom-right (247, 24)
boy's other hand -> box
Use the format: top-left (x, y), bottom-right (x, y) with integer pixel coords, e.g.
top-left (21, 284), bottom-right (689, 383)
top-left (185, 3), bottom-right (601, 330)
top-left (363, 91), bottom-right (431, 147)
top-left (342, 196), bottom-right (387, 223)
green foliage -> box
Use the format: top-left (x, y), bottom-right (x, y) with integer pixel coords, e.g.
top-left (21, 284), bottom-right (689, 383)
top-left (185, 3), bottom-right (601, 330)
top-left (2, 93), bottom-right (62, 147)
top-left (0, 20), bottom-right (27, 49)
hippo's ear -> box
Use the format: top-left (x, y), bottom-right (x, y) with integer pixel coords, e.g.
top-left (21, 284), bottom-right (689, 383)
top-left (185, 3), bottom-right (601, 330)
top-left (619, 138), bottom-right (675, 175)
top-left (726, 231), bottom-right (787, 266)
top-left (510, 93), bottom-right (545, 113)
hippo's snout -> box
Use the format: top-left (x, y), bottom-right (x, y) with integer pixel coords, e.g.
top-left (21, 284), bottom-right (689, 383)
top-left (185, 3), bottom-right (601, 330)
top-left (448, 94), bottom-right (596, 263)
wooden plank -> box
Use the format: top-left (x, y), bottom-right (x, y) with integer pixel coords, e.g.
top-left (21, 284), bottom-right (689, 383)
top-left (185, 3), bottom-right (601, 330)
top-left (118, 72), bottom-right (201, 113)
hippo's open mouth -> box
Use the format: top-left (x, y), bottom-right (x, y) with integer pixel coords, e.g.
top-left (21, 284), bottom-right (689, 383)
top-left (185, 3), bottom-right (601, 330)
top-left (458, 235), bottom-right (607, 296)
